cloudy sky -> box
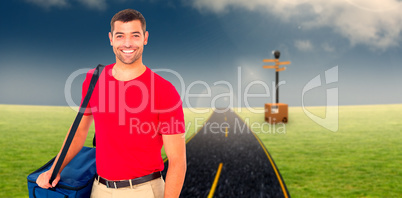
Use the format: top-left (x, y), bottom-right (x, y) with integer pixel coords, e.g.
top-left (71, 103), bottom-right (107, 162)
top-left (0, 0), bottom-right (401, 108)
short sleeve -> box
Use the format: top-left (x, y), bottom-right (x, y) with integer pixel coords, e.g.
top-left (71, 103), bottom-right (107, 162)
top-left (156, 81), bottom-right (185, 135)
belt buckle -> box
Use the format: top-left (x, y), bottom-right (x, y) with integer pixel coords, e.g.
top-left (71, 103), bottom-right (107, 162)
top-left (106, 181), bottom-right (117, 189)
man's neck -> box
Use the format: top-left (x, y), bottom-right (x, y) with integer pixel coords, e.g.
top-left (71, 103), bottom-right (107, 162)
top-left (113, 61), bottom-right (146, 81)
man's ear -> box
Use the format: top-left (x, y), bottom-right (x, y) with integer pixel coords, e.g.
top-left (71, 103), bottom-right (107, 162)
top-left (108, 32), bottom-right (113, 46)
top-left (144, 31), bottom-right (149, 45)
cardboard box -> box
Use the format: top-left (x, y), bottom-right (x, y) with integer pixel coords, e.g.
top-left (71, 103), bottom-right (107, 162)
top-left (265, 103), bottom-right (288, 124)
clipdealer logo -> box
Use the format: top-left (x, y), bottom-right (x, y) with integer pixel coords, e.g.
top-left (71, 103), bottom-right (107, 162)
top-left (64, 66), bottom-right (339, 132)
top-left (302, 66), bottom-right (339, 132)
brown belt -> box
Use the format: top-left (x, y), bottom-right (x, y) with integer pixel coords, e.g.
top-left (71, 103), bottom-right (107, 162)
top-left (95, 172), bottom-right (161, 189)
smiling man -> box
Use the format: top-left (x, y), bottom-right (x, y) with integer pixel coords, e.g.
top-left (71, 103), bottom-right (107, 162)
top-left (36, 9), bottom-right (187, 198)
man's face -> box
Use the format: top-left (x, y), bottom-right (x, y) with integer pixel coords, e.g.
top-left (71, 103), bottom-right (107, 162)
top-left (109, 20), bottom-right (148, 65)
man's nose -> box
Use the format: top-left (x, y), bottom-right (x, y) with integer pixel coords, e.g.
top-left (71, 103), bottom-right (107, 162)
top-left (123, 37), bottom-right (133, 47)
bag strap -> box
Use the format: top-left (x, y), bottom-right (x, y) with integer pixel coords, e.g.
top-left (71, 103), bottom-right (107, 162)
top-left (50, 64), bottom-right (105, 184)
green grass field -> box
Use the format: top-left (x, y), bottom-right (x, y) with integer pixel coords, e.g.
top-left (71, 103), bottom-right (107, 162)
top-left (1, 104), bottom-right (401, 197)
top-left (234, 104), bottom-right (402, 197)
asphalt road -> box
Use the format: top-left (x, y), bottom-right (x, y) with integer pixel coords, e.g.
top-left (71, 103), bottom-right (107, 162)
top-left (162, 109), bottom-right (290, 198)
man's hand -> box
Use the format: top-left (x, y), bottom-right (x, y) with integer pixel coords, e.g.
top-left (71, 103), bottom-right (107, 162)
top-left (36, 170), bottom-right (60, 189)
top-left (35, 115), bottom-right (93, 189)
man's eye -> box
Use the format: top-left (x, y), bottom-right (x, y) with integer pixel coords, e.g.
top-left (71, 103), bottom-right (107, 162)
top-left (134, 35), bottom-right (140, 38)
top-left (116, 35), bottom-right (123, 38)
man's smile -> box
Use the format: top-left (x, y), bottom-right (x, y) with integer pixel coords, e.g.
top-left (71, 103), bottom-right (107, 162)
top-left (121, 49), bottom-right (135, 54)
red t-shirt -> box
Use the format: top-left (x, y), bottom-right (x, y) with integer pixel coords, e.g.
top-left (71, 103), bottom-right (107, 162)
top-left (81, 63), bottom-right (185, 180)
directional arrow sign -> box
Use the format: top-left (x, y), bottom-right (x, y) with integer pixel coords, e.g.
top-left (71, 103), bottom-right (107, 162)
top-left (278, 61), bottom-right (291, 65)
top-left (263, 66), bottom-right (278, 69)
top-left (276, 67), bottom-right (286, 72)
top-left (263, 59), bottom-right (277, 62)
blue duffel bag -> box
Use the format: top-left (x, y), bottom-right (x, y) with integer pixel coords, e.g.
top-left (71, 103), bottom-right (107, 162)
top-left (27, 64), bottom-right (104, 198)
top-left (27, 147), bottom-right (96, 198)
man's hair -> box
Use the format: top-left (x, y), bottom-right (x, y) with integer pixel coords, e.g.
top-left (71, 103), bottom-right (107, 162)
top-left (110, 9), bottom-right (146, 34)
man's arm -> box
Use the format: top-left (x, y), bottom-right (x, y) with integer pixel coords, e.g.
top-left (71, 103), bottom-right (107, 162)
top-left (36, 114), bottom-right (94, 189)
top-left (162, 133), bottom-right (186, 198)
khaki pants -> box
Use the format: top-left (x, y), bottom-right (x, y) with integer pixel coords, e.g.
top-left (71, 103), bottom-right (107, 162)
top-left (90, 176), bottom-right (165, 198)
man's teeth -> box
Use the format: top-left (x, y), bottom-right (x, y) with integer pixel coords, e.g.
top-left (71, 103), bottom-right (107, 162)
top-left (122, 50), bottom-right (134, 53)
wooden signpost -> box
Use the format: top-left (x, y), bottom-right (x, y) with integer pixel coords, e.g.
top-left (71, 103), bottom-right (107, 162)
top-left (263, 51), bottom-right (291, 124)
